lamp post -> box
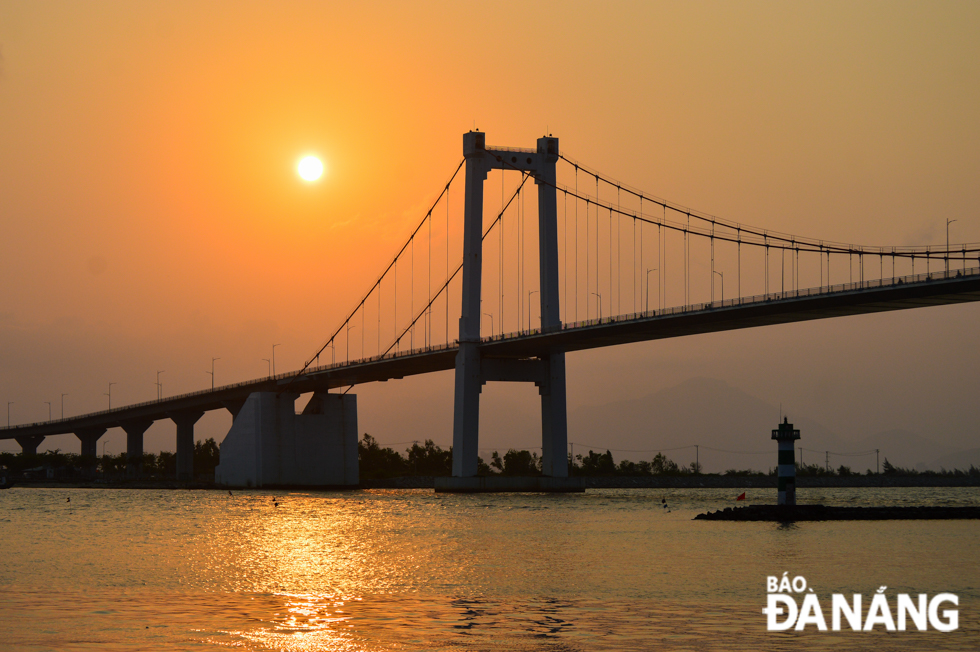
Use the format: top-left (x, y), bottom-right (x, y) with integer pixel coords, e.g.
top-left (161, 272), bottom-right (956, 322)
top-left (7, 401), bottom-right (13, 427)
top-left (645, 268), bottom-right (658, 312)
top-left (44, 401), bottom-right (51, 421)
top-left (713, 270), bottom-right (724, 304)
top-left (327, 340), bottom-right (335, 365)
top-left (262, 358), bottom-right (271, 377)
top-left (105, 382), bottom-right (116, 409)
top-left (527, 290), bottom-right (539, 332)
top-left (156, 370), bottom-right (165, 400)
top-left (61, 393), bottom-right (68, 419)
top-left (483, 312), bottom-right (494, 338)
top-left (946, 219), bottom-right (957, 273)
top-left (346, 324), bottom-right (356, 362)
top-left (207, 358), bottom-right (220, 390)
top-left (591, 292), bottom-right (602, 320)
top-left (272, 344), bottom-right (281, 375)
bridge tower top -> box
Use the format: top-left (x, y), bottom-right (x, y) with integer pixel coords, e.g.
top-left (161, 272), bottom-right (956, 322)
top-left (462, 130), bottom-right (559, 174)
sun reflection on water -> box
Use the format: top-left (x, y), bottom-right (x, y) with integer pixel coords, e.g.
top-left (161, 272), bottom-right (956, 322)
top-left (213, 593), bottom-right (360, 652)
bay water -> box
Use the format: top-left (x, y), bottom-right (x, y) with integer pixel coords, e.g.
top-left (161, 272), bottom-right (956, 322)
top-left (1, 487), bottom-right (977, 650)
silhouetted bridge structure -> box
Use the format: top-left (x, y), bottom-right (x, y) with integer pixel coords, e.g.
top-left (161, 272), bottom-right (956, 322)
top-left (3, 131), bottom-right (978, 486)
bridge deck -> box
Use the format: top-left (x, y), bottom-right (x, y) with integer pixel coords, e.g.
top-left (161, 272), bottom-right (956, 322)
top-left (3, 268), bottom-right (979, 440)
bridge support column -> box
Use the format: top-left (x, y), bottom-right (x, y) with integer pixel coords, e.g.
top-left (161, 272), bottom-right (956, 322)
top-left (452, 131), bottom-right (489, 478)
top-left (534, 134), bottom-right (567, 478)
top-left (452, 342), bottom-right (482, 477)
top-left (121, 419), bottom-right (153, 478)
top-left (75, 427), bottom-right (106, 458)
top-left (539, 352), bottom-right (568, 477)
top-left (15, 435), bottom-right (45, 456)
top-left (170, 410), bottom-right (204, 481)
top-left (222, 399), bottom-right (246, 420)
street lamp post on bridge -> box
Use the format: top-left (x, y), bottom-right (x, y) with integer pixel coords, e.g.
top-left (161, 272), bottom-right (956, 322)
top-left (713, 270), bottom-right (724, 304)
top-left (592, 292), bottom-right (602, 321)
top-left (106, 383), bottom-right (116, 409)
top-left (44, 401), bottom-right (51, 421)
top-left (645, 268), bottom-right (658, 313)
top-left (483, 312), bottom-right (494, 338)
top-left (346, 324), bottom-right (357, 362)
top-left (947, 219), bottom-right (957, 273)
top-left (528, 290), bottom-right (539, 332)
top-left (207, 358), bottom-right (220, 390)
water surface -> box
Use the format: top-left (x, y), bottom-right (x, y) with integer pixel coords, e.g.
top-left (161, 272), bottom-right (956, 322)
top-left (1, 487), bottom-right (977, 650)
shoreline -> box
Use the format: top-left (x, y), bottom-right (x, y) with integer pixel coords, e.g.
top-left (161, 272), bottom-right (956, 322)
top-left (5, 474), bottom-right (980, 491)
top-left (363, 475), bottom-right (980, 489)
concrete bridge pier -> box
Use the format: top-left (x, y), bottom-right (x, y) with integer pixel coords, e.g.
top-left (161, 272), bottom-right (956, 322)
top-left (539, 351), bottom-right (568, 477)
top-left (15, 435), bottom-right (45, 456)
top-left (451, 341), bottom-right (482, 478)
top-left (75, 427), bottom-right (106, 458)
top-left (121, 419), bottom-right (153, 477)
top-left (222, 399), bottom-right (246, 420)
top-left (170, 410), bottom-right (203, 481)
top-left (214, 391), bottom-right (358, 488)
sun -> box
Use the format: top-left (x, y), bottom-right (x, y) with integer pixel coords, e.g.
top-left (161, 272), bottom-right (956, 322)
top-left (297, 155), bottom-right (324, 182)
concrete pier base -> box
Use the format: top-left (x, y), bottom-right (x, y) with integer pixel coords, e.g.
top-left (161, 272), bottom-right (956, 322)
top-left (15, 435), bottom-right (45, 456)
top-left (75, 428), bottom-right (106, 458)
top-left (435, 476), bottom-right (585, 493)
top-left (121, 419), bottom-right (153, 478)
top-left (171, 410), bottom-right (203, 481)
top-left (214, 391), bottom-right (358, 488)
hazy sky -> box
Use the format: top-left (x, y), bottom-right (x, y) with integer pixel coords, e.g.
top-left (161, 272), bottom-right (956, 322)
top-left (1, 1), bottom-right (978, 460)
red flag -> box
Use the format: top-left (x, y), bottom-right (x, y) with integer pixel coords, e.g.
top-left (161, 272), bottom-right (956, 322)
top-left (736, 492), bottom-right (746, 501)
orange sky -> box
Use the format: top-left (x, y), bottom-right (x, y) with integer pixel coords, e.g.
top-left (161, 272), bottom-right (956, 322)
top-left (1, 1), bottom-right (979, 461)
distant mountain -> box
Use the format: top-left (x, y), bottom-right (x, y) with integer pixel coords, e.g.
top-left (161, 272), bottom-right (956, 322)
top-left (927, 447), bottom-right (980, 473)
top-left (568, 377), bottom-right (849, 473)
top-left (857, 429), bottom-right (959, 472)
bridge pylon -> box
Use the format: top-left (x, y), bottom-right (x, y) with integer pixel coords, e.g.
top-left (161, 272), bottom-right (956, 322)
top-left (451, 131), bottom-right (569, 480)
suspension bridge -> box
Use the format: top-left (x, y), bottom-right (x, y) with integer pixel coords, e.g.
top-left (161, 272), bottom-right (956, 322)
top-left (3, 131), bottom-right (979, 488)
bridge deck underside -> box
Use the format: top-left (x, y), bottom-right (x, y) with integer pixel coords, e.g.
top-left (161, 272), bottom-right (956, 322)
top-left (4, 274), bottom-right (979, 440)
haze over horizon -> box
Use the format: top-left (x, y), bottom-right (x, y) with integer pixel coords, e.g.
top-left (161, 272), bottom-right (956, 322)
top-left (1, 2), bottom-right (978, 466)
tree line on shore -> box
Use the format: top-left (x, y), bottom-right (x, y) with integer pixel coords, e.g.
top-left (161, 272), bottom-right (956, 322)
top-left (357, 434), bottom-right (980, 479)
top-left (0, 439), bottom-right (220, 480)
top-left (3, 434), bottom-right (978, 480)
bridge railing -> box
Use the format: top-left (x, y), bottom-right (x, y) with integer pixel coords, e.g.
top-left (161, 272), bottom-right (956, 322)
top-left (493, 265), bottom-right (980, 339)
top-left (304, 339), bottom-right (460, 375)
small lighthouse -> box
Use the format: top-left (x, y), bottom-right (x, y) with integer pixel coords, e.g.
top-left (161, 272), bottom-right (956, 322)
top-left (772, 417), bottom-right (801, 506)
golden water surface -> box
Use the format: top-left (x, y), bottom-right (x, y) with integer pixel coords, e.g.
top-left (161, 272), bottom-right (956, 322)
top-left (1, 487), bottom-right (977, 650)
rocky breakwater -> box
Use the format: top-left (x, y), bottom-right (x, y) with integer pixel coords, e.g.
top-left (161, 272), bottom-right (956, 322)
top-left (695, 504), bottom-right (980, 521)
